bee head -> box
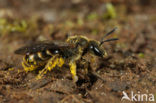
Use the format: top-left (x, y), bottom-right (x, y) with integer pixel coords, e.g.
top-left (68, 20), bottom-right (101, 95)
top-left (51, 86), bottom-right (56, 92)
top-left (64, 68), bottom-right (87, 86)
top-left (87, 27), bottom-right (118, 58)
top-left (88, 40), bottom-right (107, 58)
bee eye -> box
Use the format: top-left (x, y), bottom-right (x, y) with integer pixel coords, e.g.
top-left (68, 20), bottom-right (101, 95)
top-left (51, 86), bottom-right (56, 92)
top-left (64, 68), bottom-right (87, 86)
top-left (94, 47), bottom-right (100, 53)
top-left (93, 47), bottom-right (102, 56)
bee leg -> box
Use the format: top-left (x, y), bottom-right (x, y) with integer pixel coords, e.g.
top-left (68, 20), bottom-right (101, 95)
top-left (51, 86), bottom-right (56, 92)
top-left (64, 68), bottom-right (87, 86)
top-left (37, 55), bottom-right (64, 79)
top-left (22, 62), bottom-right (34, 72)
top-left (81, 59), bottom-right (89, 75)
top-left (69, 61), bottom-right (78, 82)
top-left (22, 57), bottom-right (38, 72)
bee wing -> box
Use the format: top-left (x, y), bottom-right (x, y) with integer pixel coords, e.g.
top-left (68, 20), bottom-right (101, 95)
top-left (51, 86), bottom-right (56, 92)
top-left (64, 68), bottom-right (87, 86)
top-left (15, 41), bottom-right (74, 55)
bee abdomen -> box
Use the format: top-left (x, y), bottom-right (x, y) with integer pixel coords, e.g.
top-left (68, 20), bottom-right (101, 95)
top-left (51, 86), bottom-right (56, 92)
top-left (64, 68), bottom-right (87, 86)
top-left (25, 49), bottom-right (60, 64)
top-left (46, 49), bottom-right (60, 55)
top-left (37, 51), bottom-right (51, 60)
top-left (24, 52), bottom-right (49, 64)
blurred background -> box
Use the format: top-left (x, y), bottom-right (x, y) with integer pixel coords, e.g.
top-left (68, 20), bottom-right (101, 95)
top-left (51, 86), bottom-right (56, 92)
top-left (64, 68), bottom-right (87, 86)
top-left (0, 0), bottom-right (155, 103)
top-left (0, 0), bottom-right (155, 54)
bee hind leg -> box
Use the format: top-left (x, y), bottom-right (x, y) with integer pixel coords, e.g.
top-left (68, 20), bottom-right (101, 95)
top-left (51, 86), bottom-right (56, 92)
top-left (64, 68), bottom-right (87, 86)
top-left (36, 55), bottom-right (64, 79)
top-left (22, 58), bottom-right (39, 72)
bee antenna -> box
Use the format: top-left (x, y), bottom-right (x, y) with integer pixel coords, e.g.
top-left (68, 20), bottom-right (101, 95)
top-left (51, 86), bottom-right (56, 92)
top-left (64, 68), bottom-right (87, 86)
top-left (100, 38), bottom-right (118, 46)
top-left (100, 27), bottom-right (118, 46)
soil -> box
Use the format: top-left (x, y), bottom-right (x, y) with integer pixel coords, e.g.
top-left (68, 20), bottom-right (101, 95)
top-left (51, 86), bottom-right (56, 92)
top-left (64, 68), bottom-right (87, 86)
top-left (0, 0), bottom-right (155, 103)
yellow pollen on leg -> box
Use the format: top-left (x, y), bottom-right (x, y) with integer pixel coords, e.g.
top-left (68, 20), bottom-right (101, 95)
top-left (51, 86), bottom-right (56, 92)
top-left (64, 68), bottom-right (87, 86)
top-left (37, 55), bottom-right (60, 79)
top-left (69, 62), bottom-right (78, 82)
top-left (37, 67), bottom-right (49, 80)
top-left (58, 58), bottom-right (64, 67)
top-left (47, 57), bottom-right (64, 71)
top-left (70, 63), bottom-right (76, 76)
top-left (22, 61), bottom-right (38, 72)
top-left (48, 59), bottom-right (57, 71)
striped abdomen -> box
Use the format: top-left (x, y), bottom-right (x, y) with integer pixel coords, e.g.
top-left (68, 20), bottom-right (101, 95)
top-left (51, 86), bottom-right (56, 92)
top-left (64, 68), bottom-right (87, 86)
top-left (24, 49), bottom-right (60, 65)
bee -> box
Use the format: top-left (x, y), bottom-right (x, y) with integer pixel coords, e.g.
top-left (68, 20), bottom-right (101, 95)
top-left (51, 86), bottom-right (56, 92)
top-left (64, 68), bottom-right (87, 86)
top-left (15, 28), bottom-right (118, 82)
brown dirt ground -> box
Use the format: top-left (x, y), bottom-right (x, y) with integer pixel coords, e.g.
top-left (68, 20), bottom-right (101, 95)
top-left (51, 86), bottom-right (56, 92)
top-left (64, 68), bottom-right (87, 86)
top-left (0, 0), bottom-right (156, 103)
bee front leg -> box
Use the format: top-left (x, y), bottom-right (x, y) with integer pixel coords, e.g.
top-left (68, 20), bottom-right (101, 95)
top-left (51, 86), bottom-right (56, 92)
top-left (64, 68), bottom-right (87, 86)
top-left (69, 61), bottom-right (78, 82)
top-left (80, 59), bottom-right (89, 75)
